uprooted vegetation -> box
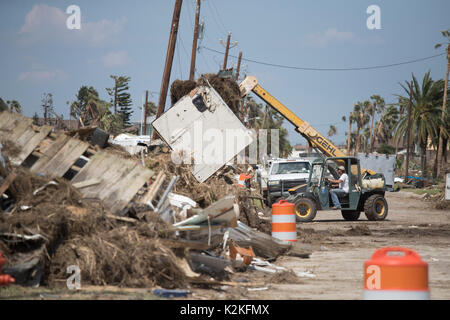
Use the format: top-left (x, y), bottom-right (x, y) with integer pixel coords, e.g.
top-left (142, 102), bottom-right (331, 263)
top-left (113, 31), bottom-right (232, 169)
top-left (0, 167), bottom-right (189, 288)
top-left (170, 73), bottom-right (241, 115)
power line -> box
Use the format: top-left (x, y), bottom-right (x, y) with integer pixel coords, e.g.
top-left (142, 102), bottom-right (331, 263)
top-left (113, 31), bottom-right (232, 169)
top-left (201, 46), bottom-right (446, 71)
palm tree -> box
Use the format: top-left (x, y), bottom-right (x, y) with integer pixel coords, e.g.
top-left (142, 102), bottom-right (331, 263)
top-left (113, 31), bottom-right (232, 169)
top-left (375, 105), bottom-right (399, 146)
top-left (435, 29), bottom-right (450, 177)
top-left (353, 101), bottom-right (370, 155)
top-left (7, 100), bottom-right (22, 113)
top-left (394, 72), bottom-right (445, 179)
top-left (327, 124), bottom-right (337, 138)
top-left (369, 95), bottom-right (385, 152)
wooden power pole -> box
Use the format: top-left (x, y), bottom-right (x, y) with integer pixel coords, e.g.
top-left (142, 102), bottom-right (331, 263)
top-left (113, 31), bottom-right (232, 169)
top-left (405, 81), bottom-right (414, 184)
top-left (235, 51), bottom-right (242, 80)
top-left (143, 90), bottom-right (149, 135)
top-left (154, 0), bottom-right (183, 139)
top-left (189, 0), bottom-right (201, 81)
top-left (222, 32), bottom-right (231, 70)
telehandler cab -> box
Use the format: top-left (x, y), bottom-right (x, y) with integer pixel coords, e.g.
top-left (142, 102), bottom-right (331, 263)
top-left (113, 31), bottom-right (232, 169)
top-left (285, 157), bottom-right (388, 222)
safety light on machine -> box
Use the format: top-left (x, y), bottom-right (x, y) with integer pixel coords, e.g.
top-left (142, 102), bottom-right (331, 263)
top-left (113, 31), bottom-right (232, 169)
top-left (268, 180), bottom-right (280, 186)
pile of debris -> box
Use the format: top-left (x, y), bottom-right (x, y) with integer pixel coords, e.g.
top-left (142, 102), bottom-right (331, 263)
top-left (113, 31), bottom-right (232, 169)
top-left (0, 109), bottom-right (310, 291)
top-left (170, 74), bottom-right (241, 114)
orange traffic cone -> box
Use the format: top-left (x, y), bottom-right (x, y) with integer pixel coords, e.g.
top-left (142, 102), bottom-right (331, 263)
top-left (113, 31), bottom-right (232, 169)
top-left (0, 251), bottom-right (15, 286)
top-left (364, 247), bottom-right (429, 300)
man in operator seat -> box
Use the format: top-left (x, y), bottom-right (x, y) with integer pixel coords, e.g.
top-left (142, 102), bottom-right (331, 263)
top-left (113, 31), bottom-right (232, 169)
top-left (327, 166), bottom-right (349, 210)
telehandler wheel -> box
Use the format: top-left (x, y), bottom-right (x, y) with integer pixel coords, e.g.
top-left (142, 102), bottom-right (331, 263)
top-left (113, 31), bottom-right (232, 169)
top-left (341, 210), bottom-right (361, 221)
top-left (364, 194), bottom-right (388, 221)
top-left (294, 198), bottom-right (317, 222)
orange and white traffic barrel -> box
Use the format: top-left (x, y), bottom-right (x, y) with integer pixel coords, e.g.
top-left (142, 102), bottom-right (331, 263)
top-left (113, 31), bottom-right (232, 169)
top-left (363, 247), bottom-right (429, 300)
top-left (271, 199), bottom-right (297, 242)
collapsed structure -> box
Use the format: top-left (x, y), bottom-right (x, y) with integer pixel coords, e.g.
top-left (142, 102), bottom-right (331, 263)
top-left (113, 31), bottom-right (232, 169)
top-left (0, 75), bottom-right (311, 291)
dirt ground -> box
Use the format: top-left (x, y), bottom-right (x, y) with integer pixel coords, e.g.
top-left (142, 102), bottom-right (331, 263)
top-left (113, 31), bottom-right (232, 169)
top-left (1, 190), bottom-right (449, 300)
top-left (243, 190), bottom-right (450, 300)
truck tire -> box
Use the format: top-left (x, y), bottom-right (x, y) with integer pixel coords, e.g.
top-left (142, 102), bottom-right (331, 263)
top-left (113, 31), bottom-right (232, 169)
top-left (341, 210), bottom-right (361, 221)
top-left (294, 198), bottom-right (317, 222)
top-left (364, 194), bottom-right (388, 221)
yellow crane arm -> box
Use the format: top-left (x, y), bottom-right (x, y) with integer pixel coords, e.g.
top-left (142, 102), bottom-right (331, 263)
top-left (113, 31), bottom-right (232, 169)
top-left (239, 76), bottom-right (346, 158)
top-left (239, 76), bottom-right (375, 175)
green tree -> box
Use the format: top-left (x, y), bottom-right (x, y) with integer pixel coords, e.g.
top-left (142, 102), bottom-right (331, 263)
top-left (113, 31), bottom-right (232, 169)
top-left (0, 98), bottom-right (8, 112)
top-left (41, 93), bottom-right (54, 125)
top-left (375, 105), bottom-right (399, 146)
top-left (352, 101), bottom-right (370, 155)
top-left (32, 112), bottom-right (40, 125)
top-left (327, 125), bottom-right (337, 138)
top-left (368, 95), bottom-right (385, 152)
top-left (394, 72), bottom-right (446, 179)
top-left (244, 96), bottom-right (292, 158)
top-left (106, 75), bottom-right (133, 127)
top-left (6, 100), bottom-right (22, 113)
top-left (71, 86), bottom-right (99, 124)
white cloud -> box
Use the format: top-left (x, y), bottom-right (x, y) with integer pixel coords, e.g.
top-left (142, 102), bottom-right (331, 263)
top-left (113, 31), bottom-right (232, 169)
top-left (304, 28), bottom-right (356, 48)
top-left (18, 69), bottom-right (67, 83)
top-left (102, 50), bottom-right (131, 68)
top-left (18, 4), bottom-right (127, 47)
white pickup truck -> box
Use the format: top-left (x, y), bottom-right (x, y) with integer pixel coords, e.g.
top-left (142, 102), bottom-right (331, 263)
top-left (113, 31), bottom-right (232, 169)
top-left (266, 158), bottom-right (311, 206)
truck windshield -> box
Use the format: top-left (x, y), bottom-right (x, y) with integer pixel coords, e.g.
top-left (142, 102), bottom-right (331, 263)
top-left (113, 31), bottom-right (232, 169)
top-left (271, 162), bottom-right (310, 175)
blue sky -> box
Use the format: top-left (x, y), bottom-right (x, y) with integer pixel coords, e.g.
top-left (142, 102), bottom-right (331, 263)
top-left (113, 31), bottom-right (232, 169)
top-left (0, 0), bottom-right (449, 145)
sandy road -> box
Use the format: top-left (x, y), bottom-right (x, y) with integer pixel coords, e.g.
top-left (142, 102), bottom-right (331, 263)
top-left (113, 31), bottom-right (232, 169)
top-left (242, 191), bottom-right (450, 300)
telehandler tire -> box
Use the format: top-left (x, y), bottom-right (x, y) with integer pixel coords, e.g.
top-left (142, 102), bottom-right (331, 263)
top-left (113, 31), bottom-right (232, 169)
top-left (341, 210), bottom-right (361, 221)
top-left (294, 198), bottom-right (317, 222)
top-left (364, 194), bottom-right (388, 221)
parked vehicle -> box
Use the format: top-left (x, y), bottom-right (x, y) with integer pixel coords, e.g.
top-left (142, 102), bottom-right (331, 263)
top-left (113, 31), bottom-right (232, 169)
top-left (266, 159), bottom-right (311, 206)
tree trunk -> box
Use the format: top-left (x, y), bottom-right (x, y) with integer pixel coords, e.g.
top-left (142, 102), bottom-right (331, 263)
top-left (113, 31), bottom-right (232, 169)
top-left (347, 116), bottom-right (352, 156)
top-left (437, 44), bottom-right (449, 178)
top-left (370, 105), bottom-right (375, 153)
top-left (355, 124), bottom-right (360, 156)
top-left (433, 141), bottom-right (439, 179)
top-left (113, 83), bottom-right (117, 115)
top-left (421, 142), bottom-right (427, 180)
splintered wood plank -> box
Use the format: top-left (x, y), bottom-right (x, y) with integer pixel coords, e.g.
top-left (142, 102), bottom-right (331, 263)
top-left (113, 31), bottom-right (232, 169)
top-left (37, 138), bottom-right (89, 178)
top-left (0, 111), bottom-right (16, 129)
top-left (4, 117), bottom-right (34, 144)
top-left (11, 125), bottom-right (53, 166)
top-left (30, 134), bottom-right (72, 173)
top-left (70, 152), bottom-right (117, 198)
top-left (108, 165), bottom-right (153, 214)
top-left (95, 157), bottom-right (137, 200)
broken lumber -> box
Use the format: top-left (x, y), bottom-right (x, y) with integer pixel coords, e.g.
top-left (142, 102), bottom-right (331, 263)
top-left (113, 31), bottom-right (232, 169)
top-left (72, 179), bottom-right (101, 189)
top-left (227, 224), bottom-right (312, 260)
top-left (0, 171), bottom-right (17, 197)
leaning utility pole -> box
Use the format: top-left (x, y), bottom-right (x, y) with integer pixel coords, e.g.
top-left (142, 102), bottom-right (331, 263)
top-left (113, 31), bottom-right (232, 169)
top-left (143, 90), bottom-right (149, 135)
top-left (154, 0), bottom-right (183, 139)
top-left (235, 51), bottom-right (242, 80)
top-left (437, 44), bottom-right (450, 177)
top-left (222, 32), bottom-right (231, 70)
top-left (189, 0), bottom-right (201, 81)
top-left (404, 81), bottom-right (413, 184)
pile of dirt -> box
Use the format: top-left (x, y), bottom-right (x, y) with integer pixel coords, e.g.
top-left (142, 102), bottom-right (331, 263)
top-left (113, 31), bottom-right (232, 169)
top-left (0, 166), bottom-right (188, 288)
top-left (270, 270), bottom-right (304, 284)
top-left (345, 225), bottom-right (372, 236)
top-left (170, 73), bottom-right (241, 115)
